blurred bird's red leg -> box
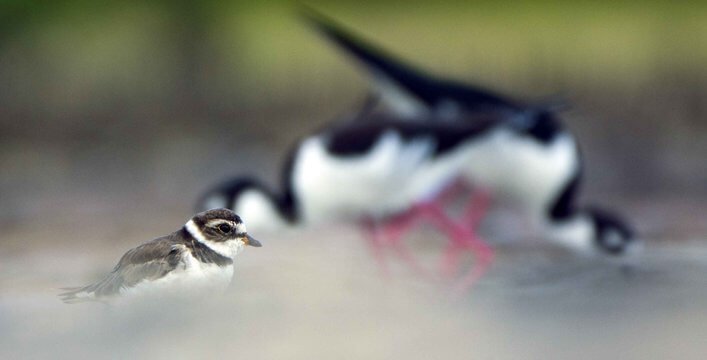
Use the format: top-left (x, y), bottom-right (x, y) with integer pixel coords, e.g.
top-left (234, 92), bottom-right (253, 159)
top-left (448, 188), bottom-right (495, 295)
top-left (379, 210), bottom-right (430, 278)
top-left (367, 178), bottom-right (478, 278)
top-left (451, 237), bottom-right (495, 297)
top-left (361, 218), bottom-right (390, 279)
top-left (361, 183), bottom-right (494, 284)
top-left (413, 198), bottom-right (495, 294)
top-left (461, 188), bottom-right (492, 227)
top-left (413, 202), bottom-right (472, 277)
top-left (438, 231), bottom-right (492, 278)
top-left (440, 188), bottom-right (493, 277)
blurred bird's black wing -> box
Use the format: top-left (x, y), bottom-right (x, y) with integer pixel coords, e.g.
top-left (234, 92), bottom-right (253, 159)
top-left (303, 8), bottom-right (522, 117)
top-left (60, 236), bottom-right (183, 303)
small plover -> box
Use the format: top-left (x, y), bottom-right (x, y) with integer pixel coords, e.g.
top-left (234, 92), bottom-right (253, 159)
top-left (60, 209), bottom-right (261, 304)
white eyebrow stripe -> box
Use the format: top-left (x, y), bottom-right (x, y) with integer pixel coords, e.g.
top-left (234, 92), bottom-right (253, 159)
top-left (203, 219), bottom-right (247, 235)
top-left (206, 219), bottom-right (238, 228)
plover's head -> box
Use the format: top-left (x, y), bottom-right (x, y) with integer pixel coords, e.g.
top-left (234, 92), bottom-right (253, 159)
top-left (547, 207), bottom-right (639, 257)
top-left (197, 177), bottom-right (291, 233)
top-left (185, 209), bottom-right (261, 258)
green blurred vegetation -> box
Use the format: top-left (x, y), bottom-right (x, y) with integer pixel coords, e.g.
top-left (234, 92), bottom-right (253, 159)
top-left (2, 0), bottom-right (706, 104)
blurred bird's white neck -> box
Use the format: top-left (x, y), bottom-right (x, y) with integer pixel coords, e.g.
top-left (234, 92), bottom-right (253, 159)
top-left (234, 189), bottom-right (293, 233)
top-left (544, 214), bottom-right (596, 255)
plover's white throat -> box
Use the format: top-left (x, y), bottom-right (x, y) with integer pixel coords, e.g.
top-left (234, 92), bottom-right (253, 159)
top-left (60, 208), bottom-right (262, 304)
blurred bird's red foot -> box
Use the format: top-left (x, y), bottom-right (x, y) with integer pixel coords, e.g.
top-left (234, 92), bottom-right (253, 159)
top-left (362, 210), bottom-right (431, 279)
top-left (361, 182), bottom-right (495, 294)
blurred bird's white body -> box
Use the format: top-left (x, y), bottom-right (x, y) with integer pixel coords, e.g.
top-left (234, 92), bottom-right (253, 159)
top-left (292, 132), bottom-right (453, 222)
top-left (225, 123), bottom-right (579, 237)
top-left (289, 128), bottom-right (577, 222)
top-left (458, 128), bottom-right (579, 219)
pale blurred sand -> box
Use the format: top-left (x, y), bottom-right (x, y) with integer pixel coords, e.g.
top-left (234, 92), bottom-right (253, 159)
top-left (2, 200), bottom-right (707, 359)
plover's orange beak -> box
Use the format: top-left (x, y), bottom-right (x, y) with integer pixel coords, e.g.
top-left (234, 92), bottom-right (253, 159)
top-left (244, 234), bottom-right (262, 247)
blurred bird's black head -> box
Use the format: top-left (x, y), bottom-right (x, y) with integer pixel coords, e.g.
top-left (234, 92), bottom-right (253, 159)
top-left (506, 105), bottom-right (566, 144)
top-left (548, 205), bottom-right (638, 258)
top-left (586, 207), bottom-right (637, 256)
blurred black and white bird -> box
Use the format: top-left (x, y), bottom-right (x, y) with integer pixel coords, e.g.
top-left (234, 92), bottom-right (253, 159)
top-left (60, 209), bottom-right (262, 304)
top-left (198, 115), bottom-right (504, 281)
top-left (198, 11), bottom-right (638, 292)
top-left (303, 9), bottom-right (638, 258)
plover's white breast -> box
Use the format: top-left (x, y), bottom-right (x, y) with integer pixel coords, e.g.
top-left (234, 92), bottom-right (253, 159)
top-left (120, 251), bottom-right (234, 300)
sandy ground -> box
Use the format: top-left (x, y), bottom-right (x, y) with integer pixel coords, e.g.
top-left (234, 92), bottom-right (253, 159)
top-left (2, 198), bottom-right (707, 360)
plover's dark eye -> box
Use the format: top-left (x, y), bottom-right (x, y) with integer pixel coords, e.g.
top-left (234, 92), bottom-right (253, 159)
top-left (218, 224), bottom-right (232, 234)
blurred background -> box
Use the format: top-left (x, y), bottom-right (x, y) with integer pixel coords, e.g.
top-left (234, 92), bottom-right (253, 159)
top-left (1, 1), bottom-right (706, 359)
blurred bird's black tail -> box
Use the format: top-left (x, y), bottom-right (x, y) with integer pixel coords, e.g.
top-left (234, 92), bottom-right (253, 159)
top-left (302, 6), bottom-right (435, 116)
top-left (301, 6), bottom-right (520, 117)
